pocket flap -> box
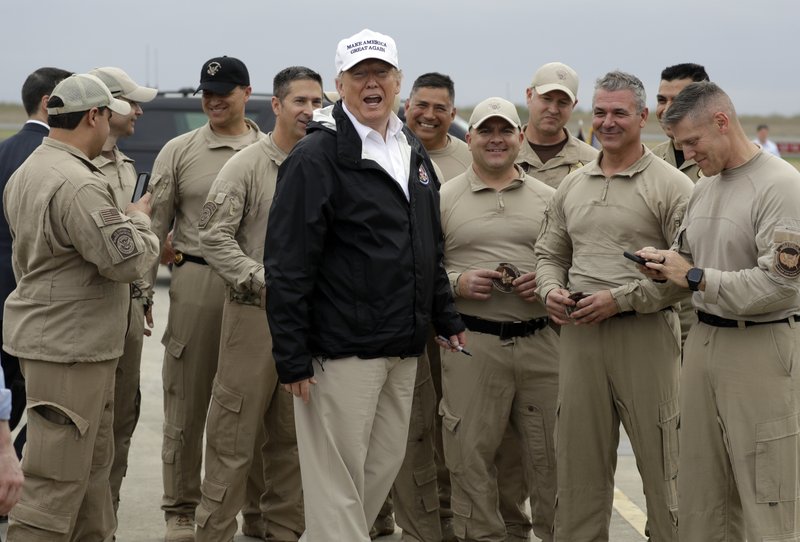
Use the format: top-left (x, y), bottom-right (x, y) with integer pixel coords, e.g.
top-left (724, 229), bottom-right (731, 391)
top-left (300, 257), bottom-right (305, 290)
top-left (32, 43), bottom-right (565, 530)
top-left (201, 478), bottom-right (229, 503)
top-left (413, 463), bottom-right (438, 486)
top-left (757, 414), bottom-right (800, 442)
top-left (212, 380), bottom-right (243, 414)
top-left (11, 502), bottom-right (71, 534)
top-left (166, 336), bottom-right (186, 359)
top-left (438, 401), bottom-right (461, 433)
top-left (659, 397), bottom-right (679, 424)
top-left (450, 494), bottom-right (472, 518)
top-left (28, 400), bottom-right (89, 436)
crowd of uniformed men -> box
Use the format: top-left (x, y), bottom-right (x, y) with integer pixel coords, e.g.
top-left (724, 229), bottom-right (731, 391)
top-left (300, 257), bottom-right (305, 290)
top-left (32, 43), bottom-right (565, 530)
top-left (0, 26), bottom-right (798, 542)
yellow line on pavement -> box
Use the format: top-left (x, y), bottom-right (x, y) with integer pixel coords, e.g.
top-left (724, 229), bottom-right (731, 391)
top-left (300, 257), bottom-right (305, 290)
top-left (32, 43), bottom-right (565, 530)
top-left (613, 486), bottom-right (647, 538)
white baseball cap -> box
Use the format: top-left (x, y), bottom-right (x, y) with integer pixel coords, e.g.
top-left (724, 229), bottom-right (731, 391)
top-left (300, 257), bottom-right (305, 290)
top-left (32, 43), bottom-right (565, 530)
top-left (90, 67), bottom-right (157, 103)
top-left (335, 29), bottom-right (399, 73)
top-left (530, 62), bottom-right (579, 103)
top-left (46, 73), bottom-right (131, 116)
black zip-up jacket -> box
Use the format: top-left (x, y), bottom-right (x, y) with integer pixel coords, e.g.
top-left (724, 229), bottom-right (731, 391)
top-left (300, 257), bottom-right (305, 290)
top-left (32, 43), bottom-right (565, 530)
top-left (265, 103), bottom-right (464, 384)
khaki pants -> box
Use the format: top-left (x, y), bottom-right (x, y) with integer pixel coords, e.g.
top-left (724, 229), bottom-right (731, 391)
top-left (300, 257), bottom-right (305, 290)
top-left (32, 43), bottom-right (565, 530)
top-left (679, 320), bottom-right (800, 541)
top-left (556, 311), bottom-right (680, 542)
top-left (161, 262), bottom-right (263, 519)
top-left (196, 298), bottom-right (303, 541)
top-left (441, 327), bottom-right (559, 542)
top-left (110, 298), bottom-right (145, 513)
top-left (295, 355), bottom-right (417, 542)
top-left (392, 348), bottom-right (441, 541)
top-left (9, 358), bottom-right (117, 541)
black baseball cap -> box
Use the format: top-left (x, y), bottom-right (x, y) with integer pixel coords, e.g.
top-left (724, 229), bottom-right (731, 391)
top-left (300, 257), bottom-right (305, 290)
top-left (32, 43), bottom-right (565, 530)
top-left (195, 56), bottom-right (250, 95)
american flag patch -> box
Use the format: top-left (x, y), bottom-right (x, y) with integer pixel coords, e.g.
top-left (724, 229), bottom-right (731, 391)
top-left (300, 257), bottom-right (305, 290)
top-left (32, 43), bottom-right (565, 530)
top-left (99, 208), bottom-right (123, 225)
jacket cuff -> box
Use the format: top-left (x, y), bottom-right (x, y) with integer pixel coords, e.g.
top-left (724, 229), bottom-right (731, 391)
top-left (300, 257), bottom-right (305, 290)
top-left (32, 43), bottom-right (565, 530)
top-left (610, 285), bottom-right (633, 313)
top-left (701, 268), bottom-right (720, 305)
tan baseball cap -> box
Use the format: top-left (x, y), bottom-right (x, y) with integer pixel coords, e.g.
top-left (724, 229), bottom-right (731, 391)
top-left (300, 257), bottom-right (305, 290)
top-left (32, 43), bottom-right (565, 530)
top-left (90, 67), bottom-right (157, 103)
top-left (469, 97), bottom-right (521, 129)
top-left (530, 62), bottom-right (579, 103)
top-left (335, 29), bottom-right (399, 73)
top-left (46, 74), bottom-right (131, 116)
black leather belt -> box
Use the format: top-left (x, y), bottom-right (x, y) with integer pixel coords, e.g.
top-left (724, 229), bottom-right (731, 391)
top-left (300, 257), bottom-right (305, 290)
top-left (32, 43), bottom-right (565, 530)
top-left (460, 313), bottom-right (548, 340)
top-left (697, 311), bottom-right (799, 328)
top-left (174, 252), bottom-right (207, 267)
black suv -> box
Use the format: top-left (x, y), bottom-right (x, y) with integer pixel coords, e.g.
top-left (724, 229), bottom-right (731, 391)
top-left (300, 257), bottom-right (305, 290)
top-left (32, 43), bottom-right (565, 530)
top-left (118, 89), bottom-right (278, 172)
top-left (119, 90), bottom-right (467, 173)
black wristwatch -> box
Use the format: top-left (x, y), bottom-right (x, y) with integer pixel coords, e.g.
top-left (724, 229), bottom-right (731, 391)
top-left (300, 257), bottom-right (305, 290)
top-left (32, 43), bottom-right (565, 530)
top-left (686, 267), bottom-right (704, 291)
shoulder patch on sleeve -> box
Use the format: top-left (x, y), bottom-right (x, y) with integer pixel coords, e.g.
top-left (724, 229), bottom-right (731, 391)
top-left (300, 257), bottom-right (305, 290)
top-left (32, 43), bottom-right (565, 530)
top-left (775, 241), bottom-right (800, 279)
top-left (111, 227), bottom-right (137, 258)
top-left (198, 201), bottom-right (218, 229)
top-left (91, 207), bottom-right (124, 227)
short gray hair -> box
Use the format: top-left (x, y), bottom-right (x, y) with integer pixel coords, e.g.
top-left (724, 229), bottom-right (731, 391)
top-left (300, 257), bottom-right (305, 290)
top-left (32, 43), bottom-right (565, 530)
top-left (662, 81), bottom-right (734, 127)
top-left (593, 71), bottom-right (647, 113)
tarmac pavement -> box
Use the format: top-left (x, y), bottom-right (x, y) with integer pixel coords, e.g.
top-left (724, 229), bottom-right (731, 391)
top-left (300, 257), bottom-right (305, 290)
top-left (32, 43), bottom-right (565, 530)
top-left (5, 267), bottom-right (652, 541)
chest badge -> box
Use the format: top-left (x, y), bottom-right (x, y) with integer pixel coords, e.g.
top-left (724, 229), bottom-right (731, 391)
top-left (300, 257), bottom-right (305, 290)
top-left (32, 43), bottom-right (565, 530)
top-left (418, 165), bottom-right (430, 185)
top-left (492, 262), bottom-right (521, 293)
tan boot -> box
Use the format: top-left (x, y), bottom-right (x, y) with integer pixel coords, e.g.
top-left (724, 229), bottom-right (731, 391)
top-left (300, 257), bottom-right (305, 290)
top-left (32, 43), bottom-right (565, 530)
top-left (164, 514), bottom-right (195, 542)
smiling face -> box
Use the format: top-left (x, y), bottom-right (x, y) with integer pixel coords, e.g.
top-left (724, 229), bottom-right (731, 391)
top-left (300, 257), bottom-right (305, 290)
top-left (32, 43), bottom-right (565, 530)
top-left (656, 78), bottom-right (694, 140)
top-left (467, 116), bottom-right (523, 176)
top-left (108, 98), bottom-right (143, 139)
top-left (202, 85), bottom-right (251, 133)
top-left (273, 79), bottom-right (323, 146)
top-left (592, 88), bottom-right (647, 154)
top-left (404, 86), bottom-right (455, 150)
top-left (336, 59), bottom-right (401, 134)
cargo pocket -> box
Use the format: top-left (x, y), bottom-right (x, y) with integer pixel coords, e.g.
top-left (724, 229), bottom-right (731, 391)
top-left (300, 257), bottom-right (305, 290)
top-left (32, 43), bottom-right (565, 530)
top-left (413, 463), bottom-right (439, 513)
top-left (658, 397), bottom-right (680, 525)
top-left (520, 404), bottom-right (551, 468)
top-left (195, 478), bottom-right (229, 528)
top-left (450, 493), bottom-right (472, 540)
top-left (756, 413), bottom-right (800, 504)
top-left (207, 379), bottom-right (243, 456)
top-left (11, 501), bottom-right (71, 537)
top-left (162, 423), bottom-right (182, 499)
top-left (438, 401), bottom-right (463, 473)
top-left (163, 336), bottom-right (186, 399)
top-left (23, 401), bottom-right (90, 482)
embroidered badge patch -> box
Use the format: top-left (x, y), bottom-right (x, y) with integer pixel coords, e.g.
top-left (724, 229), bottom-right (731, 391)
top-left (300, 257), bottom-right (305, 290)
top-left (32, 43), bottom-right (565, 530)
top-left (111, 227), bottom-right (136, 258)
top-left (198, 201), bottom-right (218, 229)
top-left (775, 241), bottom-right (800, 278)
top-left (492, 262), bottom-right (521, 293)
top-left (418, 165), bottom-right (430, 185)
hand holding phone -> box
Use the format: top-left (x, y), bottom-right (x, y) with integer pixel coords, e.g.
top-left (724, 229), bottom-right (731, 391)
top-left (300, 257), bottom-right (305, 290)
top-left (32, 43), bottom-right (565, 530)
top-left (132, 172), bottom-right (150, 203)
top-left (623, 251), bottom-right (649, 266)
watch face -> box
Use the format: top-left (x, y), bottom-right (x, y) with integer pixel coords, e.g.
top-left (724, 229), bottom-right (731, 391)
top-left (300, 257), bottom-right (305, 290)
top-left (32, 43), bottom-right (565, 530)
top-left (687, 267), bottom-right (703, 289)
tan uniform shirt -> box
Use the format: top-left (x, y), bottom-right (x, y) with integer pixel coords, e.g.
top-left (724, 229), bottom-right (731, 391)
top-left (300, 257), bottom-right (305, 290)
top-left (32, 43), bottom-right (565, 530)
top-left (428, 135), bottom-right (471, 182)
top-left (651, 139), bottom-right (702, 182)
top-left (198, 133), bottom-right (286, 296)
top-left (2, 138), bottom-right (159, 362)
top-left (535, 146), bottom-right (694, 314)
top-left (677, 151), bottom-right (800, 320)
top-left (93, 147), bottom-right (151, 295)
top-left (147, 120), bottom-right (263, 289)
top-left (441, 165), bottom-right (554, 321)
top-left (516, 128), bottom-right (598, 189)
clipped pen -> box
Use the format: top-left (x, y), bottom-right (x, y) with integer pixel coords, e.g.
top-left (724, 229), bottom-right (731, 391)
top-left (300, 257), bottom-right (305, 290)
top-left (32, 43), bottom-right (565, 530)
top-left (436, 335), bottom-right (472, 356)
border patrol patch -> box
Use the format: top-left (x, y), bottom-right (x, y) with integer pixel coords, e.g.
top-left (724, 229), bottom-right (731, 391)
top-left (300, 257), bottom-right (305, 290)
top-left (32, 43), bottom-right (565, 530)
top-left (775, 241), bottom-right (800, 278)
top-left (99, 208), bottom-right (123, 225)
top-left (492, 262), bottom-right (521, 293)
top-left (198, 201), bottom-right (218, 229)
top-left (111, 227), bottom-right (136, 258)
top-left (418, 165), bottom-right (430, 185)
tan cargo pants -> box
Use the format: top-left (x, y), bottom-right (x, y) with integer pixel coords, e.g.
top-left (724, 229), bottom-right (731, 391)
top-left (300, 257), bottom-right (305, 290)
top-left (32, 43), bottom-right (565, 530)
top-left (110, 298), bottom-right (145, 513)
top-left (440, 327), bottom-right (559, 542)
top-left (295, 355), bottom-right (417, 542)
top-left (160, 262), bottom-right (263, 521)
top-left (195, 296), bottom-right (303, 541)
top-left (556, 311), bottom-right (680, 542)
top-left (679, 320), bottom-right (800, 541)
top-left (8, 358), bottom-right (117, 541)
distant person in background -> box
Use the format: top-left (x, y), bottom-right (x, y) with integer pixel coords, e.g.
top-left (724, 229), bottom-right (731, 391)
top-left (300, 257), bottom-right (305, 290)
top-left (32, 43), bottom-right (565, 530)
top-left (652, 63), bottom-right (709, 182)
top-left (88, 66), bottom-right (158, 522)
top-left (0, 66), bottom-right (72, 458)
top-left (753, 124), bottom-right (781, 157)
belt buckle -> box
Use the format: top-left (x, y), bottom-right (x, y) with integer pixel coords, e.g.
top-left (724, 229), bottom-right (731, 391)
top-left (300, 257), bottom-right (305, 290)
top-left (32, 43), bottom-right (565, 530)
top-left (174, 252), bottom-right (184, 266)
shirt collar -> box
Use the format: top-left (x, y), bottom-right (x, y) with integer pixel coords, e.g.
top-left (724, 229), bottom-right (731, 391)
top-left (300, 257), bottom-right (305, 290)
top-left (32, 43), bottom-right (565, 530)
top-left (25, 119), bottom-right (49, 130)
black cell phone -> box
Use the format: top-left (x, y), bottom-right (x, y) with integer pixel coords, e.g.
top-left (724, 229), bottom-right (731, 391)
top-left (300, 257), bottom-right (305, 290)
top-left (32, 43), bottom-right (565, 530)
top-left (623, 251), bottom-right (649, 266)
top-left (132, 172), bottom-right (150, 203)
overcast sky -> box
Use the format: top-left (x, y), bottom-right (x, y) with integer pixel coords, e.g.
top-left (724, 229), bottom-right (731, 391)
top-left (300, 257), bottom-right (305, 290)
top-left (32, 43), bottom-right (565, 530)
top-left (2, 0), bottom-right (797, 116)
